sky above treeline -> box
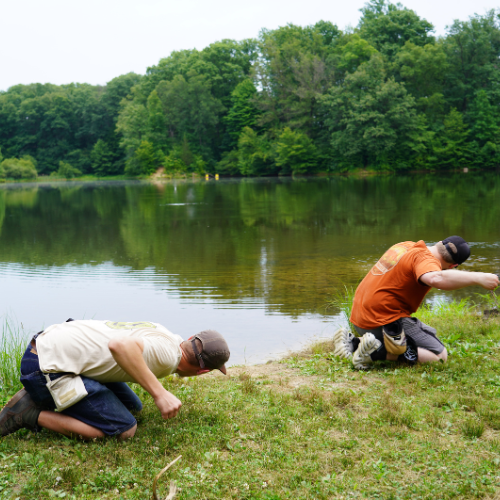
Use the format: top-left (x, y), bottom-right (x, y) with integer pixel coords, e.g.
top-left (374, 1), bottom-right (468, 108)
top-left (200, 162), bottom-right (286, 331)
top-left (1, 0), bottom-right (498, 92)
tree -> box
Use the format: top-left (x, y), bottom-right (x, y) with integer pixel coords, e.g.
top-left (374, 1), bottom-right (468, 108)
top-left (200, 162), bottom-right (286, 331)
top-left (215, 149), bottom-right (240, 175)
top-left (146, 90), bottom-right (167, 150)
top-left (321, 54), bottom-right (422, 169)
top-left (358, 0), bottom-right (435, 58)
top-left (335, 34), bottom-right (378, 75)
top-left (442, 11), bottom-right (500, 113)
top-left (125, 140), bottom-right (160, 176)
top-left (469, 90), bottom-right (500, 167)
top-left (55, 161), bottom-right (81, 178)
top-left (432, 108), bottom-right (471, 169)
top-left (156, 71), bottom-right (224, 156)
top-left (394, 41), bottom-right (448, 119)
top-left (116, 102), bottom-right (149, 172)
top-left (237, 127), bottom-right (277, 176)
top-left (275, 128), bottom-right (318, 174)
top-left (91, 139), bottom-right (115, 176)
top-left (1, 157), bottom-right (37, 179)
top-left (254, 22), bottom-right (339, 134)
top-left (224, 79), bottom-right (259, 149)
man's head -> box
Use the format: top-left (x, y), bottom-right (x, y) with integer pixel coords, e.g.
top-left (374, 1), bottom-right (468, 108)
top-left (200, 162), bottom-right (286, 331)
top-left (178, 330), bottom-right (230, 377)
top-left (436, 236), bottom-right (470, 268)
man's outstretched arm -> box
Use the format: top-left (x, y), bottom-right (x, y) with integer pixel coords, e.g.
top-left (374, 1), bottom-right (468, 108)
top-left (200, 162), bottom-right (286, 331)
top-left (108, 337), bottom-right (181, 419)
top-left (420, 270), bottom-right (499, 291)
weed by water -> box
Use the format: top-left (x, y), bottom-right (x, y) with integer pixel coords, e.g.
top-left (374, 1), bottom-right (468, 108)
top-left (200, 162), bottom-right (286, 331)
top-left (329, 285), bottom-right (356, 332)
top-left (0, 318), bottom-right (25, 399)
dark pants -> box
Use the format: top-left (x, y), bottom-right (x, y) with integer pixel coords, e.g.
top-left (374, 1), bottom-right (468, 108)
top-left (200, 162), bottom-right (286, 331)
top-left (353, 317), bottom-right (445, 355)
top-left (20, 343), bottom-right (142, 436)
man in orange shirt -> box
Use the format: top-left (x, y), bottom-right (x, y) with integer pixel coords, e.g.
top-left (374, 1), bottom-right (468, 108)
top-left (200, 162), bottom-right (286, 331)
top-left (333, 236), bottom-right (499, 369)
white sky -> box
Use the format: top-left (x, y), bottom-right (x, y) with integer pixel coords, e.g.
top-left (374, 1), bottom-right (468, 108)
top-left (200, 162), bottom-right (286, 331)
top-left (1, 0), bottom-right (498, 92)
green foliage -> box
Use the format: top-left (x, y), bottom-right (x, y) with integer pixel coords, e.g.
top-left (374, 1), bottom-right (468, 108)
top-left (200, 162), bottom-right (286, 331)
top-left (431, 108), bottom-right (471, 169)
top-left (0, 75), bottom-right (138, 176)
top-left (91, 139), bottom-right (116, 176)
top-left (330, 285), bottom-right (357, 332)
top-left (125, 140), bottom-right (161, 176)
top-left (394, 41), bottom-right (448, 118)
top-left (443, 11), bottom-right (500, 113)
top-left (163, 137), bottom-right (206, 174)
top-left (237, 127), bottom-right (277, 176)
top-left (322, 54), bottom-right (421, 170)
top-left (275, 127), bottom-right (318, 174)
top-left (469, 90), bottom-right (500, 167)
top-left (224, 79), bottom-right (259, 149)
top-left (215, 149), bottom-right (240, 175)
top-left (146, 90), bottom-right (167, 148)
top-left (0, 318), bottom-right (24, 395)
top-left (0, 157), bottom-right (37, 179)
top-left (255, 22), bottom-right (339, 135)
top-left (53, 161), bottom-right (81, 179)
top-left (336, 34), bottom-right (378, 74)
top-left (358, 0), bottom-right (435, 57)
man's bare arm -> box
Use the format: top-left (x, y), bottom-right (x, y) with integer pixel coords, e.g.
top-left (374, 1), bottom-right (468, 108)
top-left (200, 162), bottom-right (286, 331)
top-left (108, 337), bottom-right (181, 419)
top-left (420, 270), bottom-right (499, 291)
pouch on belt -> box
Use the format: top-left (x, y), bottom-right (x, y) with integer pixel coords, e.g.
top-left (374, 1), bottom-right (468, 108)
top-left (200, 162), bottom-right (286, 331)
top-left (44, 374), bottom-right (88, 412)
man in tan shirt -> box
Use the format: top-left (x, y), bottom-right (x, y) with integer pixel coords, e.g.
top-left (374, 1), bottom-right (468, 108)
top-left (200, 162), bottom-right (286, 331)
top-left (333, 236), bottom-right (498, 369)
top-left (0, 320), bottom-right (230, 440)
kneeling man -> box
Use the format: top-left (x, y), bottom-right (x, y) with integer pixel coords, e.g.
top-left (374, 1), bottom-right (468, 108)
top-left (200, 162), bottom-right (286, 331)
top-left (0, 320), bottom-right (230, 439)
top-left (334, 236), bottom-right (498, 369)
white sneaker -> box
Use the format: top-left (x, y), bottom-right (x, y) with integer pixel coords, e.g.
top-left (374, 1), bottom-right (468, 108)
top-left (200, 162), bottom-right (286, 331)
top-left (352, 333), bottom-right (382, 370)
top-left (332, 327), bottom-right (355, 359)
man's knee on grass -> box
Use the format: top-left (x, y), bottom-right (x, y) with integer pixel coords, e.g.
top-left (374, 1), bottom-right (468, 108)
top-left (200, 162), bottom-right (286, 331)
top-left (417, 347), bottom-right (447, 363)
top-left (119, 423), bottom-right (137, 440)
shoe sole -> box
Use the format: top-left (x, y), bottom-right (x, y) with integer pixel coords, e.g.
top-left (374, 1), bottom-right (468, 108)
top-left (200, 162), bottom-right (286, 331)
top-left (332, 328), bottom-right (352, 358)
top-left (0, 389), bottom-right (31, 436)
top-left (4, 389), bottom-right (27, 409)
top-left (352, 333), bottom-right (380, 370)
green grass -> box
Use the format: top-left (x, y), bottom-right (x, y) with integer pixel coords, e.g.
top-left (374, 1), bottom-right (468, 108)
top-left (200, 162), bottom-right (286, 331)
top-left (0, 303), bottom-right (500, 499)
top-left (0, 319), bottom-right (25, 404)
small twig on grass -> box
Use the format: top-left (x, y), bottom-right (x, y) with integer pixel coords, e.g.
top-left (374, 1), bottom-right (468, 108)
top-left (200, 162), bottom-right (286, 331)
top-left (152, 455), bottom-right (182, 500)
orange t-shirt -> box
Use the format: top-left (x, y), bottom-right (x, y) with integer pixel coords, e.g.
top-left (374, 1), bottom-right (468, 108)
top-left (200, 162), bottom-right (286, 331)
top-left (350, 241), bottom-right (441, 329)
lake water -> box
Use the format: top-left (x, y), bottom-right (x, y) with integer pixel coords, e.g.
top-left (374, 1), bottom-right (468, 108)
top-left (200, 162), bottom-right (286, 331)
top-left (0, 174), bottom-right (499, 366)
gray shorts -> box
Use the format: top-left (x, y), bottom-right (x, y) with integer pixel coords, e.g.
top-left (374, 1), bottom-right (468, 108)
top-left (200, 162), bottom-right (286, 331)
top-left (353, 317), bottom-right (444, 355)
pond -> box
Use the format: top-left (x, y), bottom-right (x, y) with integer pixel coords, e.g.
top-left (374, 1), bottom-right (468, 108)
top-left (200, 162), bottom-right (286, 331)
top-left (0, 174), bottom-right (499, 365)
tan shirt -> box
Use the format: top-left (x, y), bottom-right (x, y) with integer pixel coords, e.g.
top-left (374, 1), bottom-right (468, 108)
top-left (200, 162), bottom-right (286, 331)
top-left (36, 320), bottom-right (183, 383)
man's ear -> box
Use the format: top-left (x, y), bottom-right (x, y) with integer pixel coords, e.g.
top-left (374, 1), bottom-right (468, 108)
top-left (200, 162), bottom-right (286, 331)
top-left (196, 369), bottom-right (211, 376)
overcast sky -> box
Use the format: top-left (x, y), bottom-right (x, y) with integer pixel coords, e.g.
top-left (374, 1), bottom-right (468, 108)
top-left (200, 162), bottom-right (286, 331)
top-left (1, 0), bottom-right (498, 92)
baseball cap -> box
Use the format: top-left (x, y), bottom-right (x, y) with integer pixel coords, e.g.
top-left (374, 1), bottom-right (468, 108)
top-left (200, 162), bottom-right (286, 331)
top-left (190, 330), bottom-right (230, 375)
top-left (442, 236), bottom-right (470, 265)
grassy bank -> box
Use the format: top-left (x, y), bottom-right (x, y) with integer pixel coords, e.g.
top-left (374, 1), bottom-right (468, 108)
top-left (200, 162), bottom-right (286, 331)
top-left (0, 300), bottom-right (500, 499)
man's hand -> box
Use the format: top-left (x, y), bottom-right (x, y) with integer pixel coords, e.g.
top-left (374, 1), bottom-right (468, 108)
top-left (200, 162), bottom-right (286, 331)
top-left (154, 388), bottom-right (182, 419)
top-left (479, 273), bottom-right (500, 290)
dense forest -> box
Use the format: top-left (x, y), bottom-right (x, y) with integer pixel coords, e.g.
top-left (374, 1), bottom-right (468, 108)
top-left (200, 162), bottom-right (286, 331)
top-left (1, 0), bottom-right (500, 178)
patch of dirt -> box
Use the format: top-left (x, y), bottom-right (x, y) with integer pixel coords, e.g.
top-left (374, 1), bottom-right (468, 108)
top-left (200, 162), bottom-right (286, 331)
top-left (227, 362), bottom-right (327, 392)
top-left (150, 167), bottom-right (165, 178)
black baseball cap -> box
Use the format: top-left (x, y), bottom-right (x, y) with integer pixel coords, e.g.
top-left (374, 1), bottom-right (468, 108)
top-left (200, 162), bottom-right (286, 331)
top-left (190, 330), bottom-right (230, 375)
top-left (442, 236), bottom-right (470, 265)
